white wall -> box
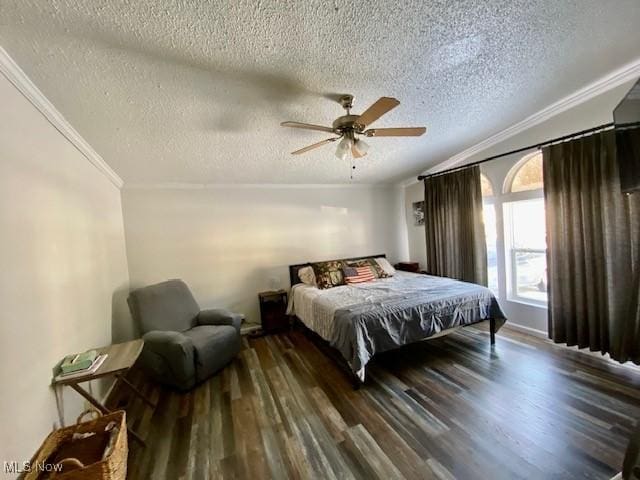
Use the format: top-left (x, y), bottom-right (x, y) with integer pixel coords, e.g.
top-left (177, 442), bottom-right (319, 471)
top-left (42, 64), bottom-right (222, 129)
top-left (403, 80), bottom-right (636, 332)
top-left (404, 182), bottom-right (428, 270)
top-left (122, 185), bottom-right (408, 326)
top-left (0, 73), bottom-right (130, 476)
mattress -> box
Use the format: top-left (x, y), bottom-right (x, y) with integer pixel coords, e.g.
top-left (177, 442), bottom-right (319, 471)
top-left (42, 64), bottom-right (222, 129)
top-left (287, 271), bottom-right (506, 381)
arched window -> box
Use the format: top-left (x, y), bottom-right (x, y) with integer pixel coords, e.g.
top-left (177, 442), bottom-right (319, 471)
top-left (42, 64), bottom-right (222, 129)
top-left (503, 151), bottom-right (547, 305)
top-left (480, 173), bottom-right (494, 197)
top-left (506, 151), bottom-right (543, 193)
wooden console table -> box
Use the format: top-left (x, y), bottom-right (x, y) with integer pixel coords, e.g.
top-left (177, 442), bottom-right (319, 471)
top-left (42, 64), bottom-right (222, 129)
top-left (52, 339), bottom-right (153, 446)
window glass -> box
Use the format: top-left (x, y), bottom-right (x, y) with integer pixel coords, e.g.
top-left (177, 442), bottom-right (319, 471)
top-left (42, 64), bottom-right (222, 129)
top-left (513, 250), bottom-right (547, 301)
top-left (510, 152), bottom-right (543, 192)
top-left (504, 197), bottom-right (547, 304)
top-left (480, 174), bottom-right (494, 197)
top-left (510, 198), bottom-right (547, 249)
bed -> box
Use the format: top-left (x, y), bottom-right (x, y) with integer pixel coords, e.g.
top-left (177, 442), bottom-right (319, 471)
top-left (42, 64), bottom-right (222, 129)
top-left (287, 254), bottom-right (506, 386)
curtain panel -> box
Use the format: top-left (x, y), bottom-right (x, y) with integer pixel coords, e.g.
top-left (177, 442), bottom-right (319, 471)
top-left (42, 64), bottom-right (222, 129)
top-left (543, 130), bottom-right (640, 364)
top-left (423, 165), bottom-right (487, 285)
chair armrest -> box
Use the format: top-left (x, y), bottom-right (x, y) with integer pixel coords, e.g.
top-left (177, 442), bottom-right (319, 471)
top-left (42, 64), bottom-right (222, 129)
top-left (197, 308), bottom-right (243, 333)
top-left (142, 330), bottom-right (195, 372)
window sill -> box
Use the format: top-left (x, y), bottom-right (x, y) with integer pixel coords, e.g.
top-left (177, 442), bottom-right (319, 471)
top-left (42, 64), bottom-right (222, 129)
top-left (507, 297), bottom-right (548, 310)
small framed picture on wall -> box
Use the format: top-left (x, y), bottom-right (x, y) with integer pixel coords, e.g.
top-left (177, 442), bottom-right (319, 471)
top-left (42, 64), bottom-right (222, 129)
top-left (413, 201), bottom-right (425, 226)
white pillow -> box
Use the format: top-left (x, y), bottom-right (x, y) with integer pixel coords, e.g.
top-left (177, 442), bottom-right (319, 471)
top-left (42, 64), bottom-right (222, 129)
top-left (375, 257), bottom-right (396, 276)
top-left (298, 266), bottom-right (317, 286)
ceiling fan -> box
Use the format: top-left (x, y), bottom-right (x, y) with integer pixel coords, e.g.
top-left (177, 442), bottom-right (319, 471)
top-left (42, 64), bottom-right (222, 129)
top-left (281, 95), bottom-right (426, 160)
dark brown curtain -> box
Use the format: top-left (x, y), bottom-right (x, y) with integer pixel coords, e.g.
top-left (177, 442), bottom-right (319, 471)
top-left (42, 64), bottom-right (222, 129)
top-left (424, 165), bottom-right (487, 285)
top-left (543, 130), bottom-right (640, 364)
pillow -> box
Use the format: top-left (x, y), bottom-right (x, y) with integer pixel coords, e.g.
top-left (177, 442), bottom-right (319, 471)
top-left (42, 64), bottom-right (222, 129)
top-left (297, 266), bottom-right (316, 286)
top-left (343, 265), bottom-right (376, 284)
top-left (375, 257), bottom-right (396, 277)
top-left (346, 258), bottom-right (389, 278)
top-left (311, 261), bottom-right (346, 289)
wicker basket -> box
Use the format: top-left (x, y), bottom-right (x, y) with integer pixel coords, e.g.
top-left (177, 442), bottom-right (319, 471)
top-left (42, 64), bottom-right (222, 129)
top-left (26, 409), bottom-right (128, 480)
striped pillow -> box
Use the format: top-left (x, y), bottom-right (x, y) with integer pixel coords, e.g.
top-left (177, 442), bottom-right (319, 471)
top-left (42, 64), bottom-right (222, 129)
top-left (346, 258), bottom-right (389, 278)
top-left (343, 265), bottom-right (376, 284)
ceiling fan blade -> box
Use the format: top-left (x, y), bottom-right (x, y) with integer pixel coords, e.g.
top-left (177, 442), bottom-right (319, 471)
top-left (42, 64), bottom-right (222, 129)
top-left (281, 121), bottom-right (335, 133)
top-left (351, 142), bottom-right (367, 159)
top-left (364, 127), bottom-right (427, 137)
top-left (354, 97), bottom-right (400, 128)
top-left (291, 137), bottom-right (339, 155)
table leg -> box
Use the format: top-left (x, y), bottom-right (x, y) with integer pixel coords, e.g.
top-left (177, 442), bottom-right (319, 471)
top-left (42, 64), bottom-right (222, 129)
top-left (116, 373), bottom-right (156, 408)
top-left (70, 383), bottom-right (109, 414)
top-left (69, 383), bottom-right (146, 446)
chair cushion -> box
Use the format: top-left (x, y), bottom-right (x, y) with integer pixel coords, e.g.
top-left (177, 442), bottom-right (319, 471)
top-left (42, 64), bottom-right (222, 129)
top-left (128, 279), bottom-right (200, 333)
top-left (183, 325), bottom-right (241, 382)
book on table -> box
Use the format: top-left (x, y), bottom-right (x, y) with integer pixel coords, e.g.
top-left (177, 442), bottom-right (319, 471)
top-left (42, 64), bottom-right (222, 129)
top-left (61, 349), bottom-right (98, 374)
top-left (55, 351), bottom-right (108, 381)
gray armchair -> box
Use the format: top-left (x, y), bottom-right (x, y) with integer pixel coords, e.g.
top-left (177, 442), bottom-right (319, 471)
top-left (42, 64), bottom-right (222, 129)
top-left (127, 279), bottom-right (243, 391)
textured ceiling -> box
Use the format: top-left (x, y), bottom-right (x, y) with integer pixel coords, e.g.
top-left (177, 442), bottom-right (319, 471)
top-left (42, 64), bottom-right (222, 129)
top-left (1, 1), bottom-right (639, 184)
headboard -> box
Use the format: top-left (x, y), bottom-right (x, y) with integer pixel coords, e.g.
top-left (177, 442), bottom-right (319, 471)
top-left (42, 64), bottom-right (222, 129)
top-left (288, 253), bottom-right (386, 287)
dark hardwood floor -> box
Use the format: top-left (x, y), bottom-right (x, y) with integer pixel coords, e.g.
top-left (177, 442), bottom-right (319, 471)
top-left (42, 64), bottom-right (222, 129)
top-left (110, 324), bottom-right (640, 479)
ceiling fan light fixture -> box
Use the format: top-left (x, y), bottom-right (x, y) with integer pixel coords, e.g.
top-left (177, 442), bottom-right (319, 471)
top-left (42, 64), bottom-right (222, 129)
top-left (353, 138), bottom-right (370, 156)
top-left (335, 136), bottom-right (352, 160)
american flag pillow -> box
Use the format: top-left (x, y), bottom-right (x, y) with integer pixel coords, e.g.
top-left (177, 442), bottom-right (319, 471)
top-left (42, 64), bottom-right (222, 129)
top-left (343, 265), bottom-right (376, 284)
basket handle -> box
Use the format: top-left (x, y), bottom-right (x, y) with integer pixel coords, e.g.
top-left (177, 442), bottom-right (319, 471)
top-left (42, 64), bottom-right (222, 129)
top-left (51, 458), bottom-right (84, 477)
top-left (75, 408), bottom-right (101, 425)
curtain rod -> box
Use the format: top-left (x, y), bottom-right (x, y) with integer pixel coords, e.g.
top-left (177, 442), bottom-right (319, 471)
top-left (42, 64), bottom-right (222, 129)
top-left (417, 122), bottom-right (614, 181)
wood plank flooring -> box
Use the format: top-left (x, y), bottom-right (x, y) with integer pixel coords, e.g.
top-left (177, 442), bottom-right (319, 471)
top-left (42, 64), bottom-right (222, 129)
top-left (109, 324), bottom-right (640, 479)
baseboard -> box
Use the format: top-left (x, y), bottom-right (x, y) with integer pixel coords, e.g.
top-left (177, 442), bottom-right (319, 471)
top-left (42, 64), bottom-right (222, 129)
top-left (241, 323), bottom-right (262, 336)
top-left (502, 322), bottom-right (548, 339)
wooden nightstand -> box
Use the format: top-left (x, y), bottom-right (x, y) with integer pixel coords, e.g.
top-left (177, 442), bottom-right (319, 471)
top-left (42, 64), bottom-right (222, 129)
top-left (395, 262), bottom-right (420, 273)
top-left (258, 290), bottom-right (289, 334)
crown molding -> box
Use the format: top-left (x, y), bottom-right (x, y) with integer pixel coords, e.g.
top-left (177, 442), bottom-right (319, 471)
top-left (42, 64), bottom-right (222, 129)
top-left (123, 182), bottom-right (398, 190)
top-left (403, 56), bottom-right (640, 188)
top-left (0, 47), bottom-right (123, 189)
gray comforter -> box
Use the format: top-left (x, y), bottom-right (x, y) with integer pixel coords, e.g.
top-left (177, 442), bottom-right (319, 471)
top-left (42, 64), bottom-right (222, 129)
top-left (328, 273), bottom-right (506, 380)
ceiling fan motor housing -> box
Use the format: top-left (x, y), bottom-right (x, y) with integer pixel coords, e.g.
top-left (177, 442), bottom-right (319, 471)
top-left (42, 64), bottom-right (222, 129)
top-left (332, 114), bottom-right (361, 134)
